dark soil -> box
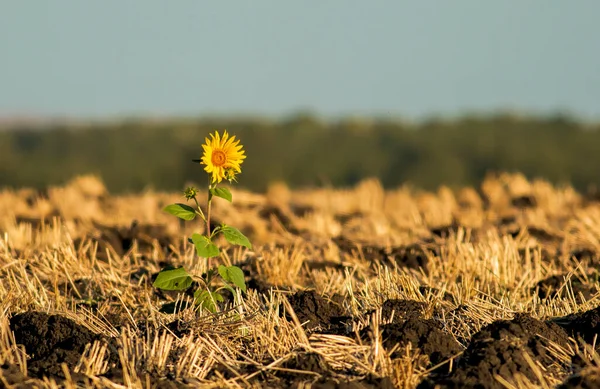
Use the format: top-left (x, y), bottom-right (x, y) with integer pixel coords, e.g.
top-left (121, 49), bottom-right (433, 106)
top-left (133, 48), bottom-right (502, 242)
top-left (290, 204), bottom-right (315, 218)
top-left (497, 216), bottom-right (521, 238)
top-left (285, 290), bottom-right (353, 335)
top-left (206, 352), bottom-right (393, 389)
top-left (519, 246), bottom-right (557, 266)
top-left (9, 311), bottom-right (105, 379)
top-left (386, 244), bottom-right (432, 272)
top-left (430, 223), bottom-right (461, 239)
top-left (533, 273), bottom-right (596, 300)
top-left (14, 215), bottom-right (52, 230)
top-left (165, 319), bottom-right (193, 338)
top-left (8, 311), bottom-right (199, 387)
top-left (527, 226), bottom-right (561, 244)
top-left (569, 248), bottom-right (599, 264)
top-left (334, 211), bottom-right (363, 225)
top-left (511, 194), bottom-right (537, 208)
top-left (245, 276), bottom-right (285, 294)
top-left (419, 313), bottom-right (571, 389)
top-left (57, 277), bottom-right (104, 302)
top-left (282, 352), bottom-right (332, 376)
top-left (129, 266), bottom-right (152, 284)
top-left (371, 317), bottom-right (462, 366)
top-left (551, 305), bottom-right (600, 344)
top-left (258, 205), bottom-right (300, 234)
top-left (366, 299), bottom-right (427, 323)
top-left (239, 254), bottom-right (290, 295)
top-left (100, 368), bottom-right (195, 389)
top-left (311, 375), bottom-right (394, 389)
top-left (266, 352), bottom-right (394, 389)
top-left (88, 220), bottom-right (173, 260)
top-left (304, 259), bottom-right (348, 272)
top-left (332, 237), bottom-right (431, 273)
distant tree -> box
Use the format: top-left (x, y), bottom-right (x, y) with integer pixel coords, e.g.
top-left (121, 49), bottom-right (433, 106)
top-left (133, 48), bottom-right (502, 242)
top-left (0, 114), bottom-right (599, 193)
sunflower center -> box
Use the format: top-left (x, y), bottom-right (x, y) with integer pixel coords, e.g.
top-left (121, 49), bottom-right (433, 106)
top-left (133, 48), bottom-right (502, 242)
top-left (211, 150), bottom-right (227, 167)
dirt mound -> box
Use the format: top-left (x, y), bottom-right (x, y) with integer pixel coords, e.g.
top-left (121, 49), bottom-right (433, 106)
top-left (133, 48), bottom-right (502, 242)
top-left (551, 305), bottom-right (600, 344)
top-left (365, 317), bottom-right (461, 366)
top-left (282, 352), bottom-right (332, 376)
top-left (385, 244), bottom-right (432, 271)
top-left (420, 313), bottom-right (571, 389)
top-left (10, 311), bottom-right (104, 379)
top-left (285, 290), bottom-right (353, 334)
top-left (366, 299), bottom-right (427, 324)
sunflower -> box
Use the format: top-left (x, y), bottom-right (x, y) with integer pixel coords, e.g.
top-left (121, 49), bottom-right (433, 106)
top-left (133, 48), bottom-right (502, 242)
top-left (200, 130), bottom-right (246, 184)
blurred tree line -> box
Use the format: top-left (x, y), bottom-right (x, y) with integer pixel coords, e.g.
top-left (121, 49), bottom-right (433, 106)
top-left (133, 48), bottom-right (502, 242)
top-left (0, 113), bottom-right (598, 193)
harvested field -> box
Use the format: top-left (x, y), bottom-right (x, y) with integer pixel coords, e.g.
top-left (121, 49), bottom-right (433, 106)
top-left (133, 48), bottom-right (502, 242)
top-left (3, 172), bottom-right (600, 388)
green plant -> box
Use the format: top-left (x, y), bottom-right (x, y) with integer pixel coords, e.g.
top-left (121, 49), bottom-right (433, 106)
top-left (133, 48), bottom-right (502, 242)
top-left (153, 130), bottom-right (251, 312)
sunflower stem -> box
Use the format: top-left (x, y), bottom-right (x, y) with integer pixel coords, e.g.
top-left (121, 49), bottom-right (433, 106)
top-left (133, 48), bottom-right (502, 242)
top-left (193, 197), bottom-right (207, 222)
top-left (206, 181), bottom-right (213, 236)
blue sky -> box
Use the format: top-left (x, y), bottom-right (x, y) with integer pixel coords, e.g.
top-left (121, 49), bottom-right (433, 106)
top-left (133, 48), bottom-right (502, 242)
top-left (1, 1), bottom-right (599, 120)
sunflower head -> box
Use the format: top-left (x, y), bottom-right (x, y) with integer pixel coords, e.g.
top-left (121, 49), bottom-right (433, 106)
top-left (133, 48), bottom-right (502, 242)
top-left (200, 130), bottom-right (246, 184)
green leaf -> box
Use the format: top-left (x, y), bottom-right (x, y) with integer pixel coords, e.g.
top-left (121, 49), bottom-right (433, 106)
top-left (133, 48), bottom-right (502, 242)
top-left (221, 283), bottom-right (236, 295)
top-left (220, 226), bottom-right (252, 249)
top-left (194, 289), bottom-right (224, 313)
top-left (191, 233), bottom-right (220, 258)
top-left (210, 187), bottom-right (232, 202)
top-left (218, 265), bottom-right (246, 293)
top-left (163, 203), bottom-right (196, 221)
top-left (152, 267), bottom-right (193, 291)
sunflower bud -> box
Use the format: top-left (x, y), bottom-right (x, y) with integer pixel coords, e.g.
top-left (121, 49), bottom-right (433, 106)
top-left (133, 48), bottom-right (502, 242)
top-left (224, 168), bottom-right (238, 183)
top-left (183, 186), bottom-right (199, 200)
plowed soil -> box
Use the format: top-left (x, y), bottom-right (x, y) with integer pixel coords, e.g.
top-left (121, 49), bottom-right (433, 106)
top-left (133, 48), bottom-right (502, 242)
top-left (2, 173), bottom-right (600, 388)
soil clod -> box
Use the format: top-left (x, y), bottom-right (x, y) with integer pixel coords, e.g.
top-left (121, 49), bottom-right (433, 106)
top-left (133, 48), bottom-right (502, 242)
top-left (363, 317), bottom-right (461, 367)
top-left (285, 290), bottom-right (351, 334)
top-left (10, 311), bottom-right (104, 379)
top-left (420, 313), bottom-right (571, 389)
top-left (551, 305), bottom-right (600, 344)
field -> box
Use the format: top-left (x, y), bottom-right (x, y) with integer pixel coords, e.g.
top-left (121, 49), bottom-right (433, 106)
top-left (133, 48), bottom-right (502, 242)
top-left (2, 173), bottom-right (600, 388)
